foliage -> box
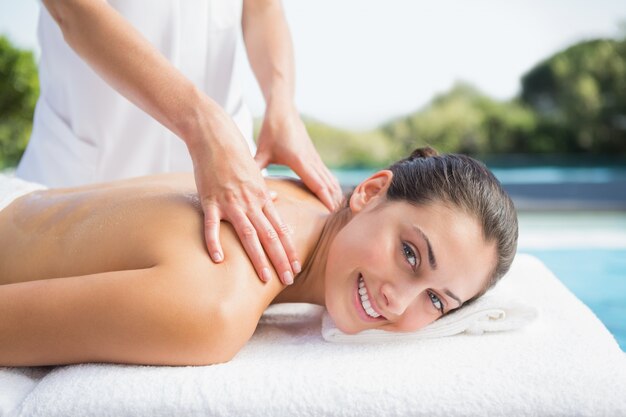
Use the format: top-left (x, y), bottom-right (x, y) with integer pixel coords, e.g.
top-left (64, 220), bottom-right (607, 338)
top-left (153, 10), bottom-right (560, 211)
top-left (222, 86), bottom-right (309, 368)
top-left (303, 118), bottom-right (399, 168)
top-left (0, 35), bottom-right (39, 169)
top-left (378, 37), bottom-right (626, 158)
top-left (381, 83), bottom-right (537, 157)
top-left (521, 38), bottom-right (626, 153)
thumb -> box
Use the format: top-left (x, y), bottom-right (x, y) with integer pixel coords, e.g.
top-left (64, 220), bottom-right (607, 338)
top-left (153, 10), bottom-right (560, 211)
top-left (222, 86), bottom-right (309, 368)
top-left (254, 149), bottom-right (272, 170)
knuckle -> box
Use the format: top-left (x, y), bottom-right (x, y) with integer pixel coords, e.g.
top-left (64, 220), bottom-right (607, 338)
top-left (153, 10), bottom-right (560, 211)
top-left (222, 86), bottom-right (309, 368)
top-left (200, 195), bottom-right (217, 206)
top-left (242, 184), bottom-right (266, 201)
top-left (241, 225), bottom-right (257, 238)
top-left (276, 223), bottom-right (291, 236)
top-left (254, 188), bottom-right (268, 200)
top-left (265, 227), bottom-right (279, 241)
top-left (204, 218), bottom-right (220, 228)
top-left (222, 189), bottom-right (243, 206)
top-left (312, 183), bottom-right (328, 194)
top-left (224, 193), bottom-right (237, 205)
top-left (292, 155), bottom-right (305, 170)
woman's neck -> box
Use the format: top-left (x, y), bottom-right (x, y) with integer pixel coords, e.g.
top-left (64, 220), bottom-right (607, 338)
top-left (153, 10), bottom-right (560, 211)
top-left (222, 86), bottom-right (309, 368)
top-left (271, 206), bottom-right (351, 306)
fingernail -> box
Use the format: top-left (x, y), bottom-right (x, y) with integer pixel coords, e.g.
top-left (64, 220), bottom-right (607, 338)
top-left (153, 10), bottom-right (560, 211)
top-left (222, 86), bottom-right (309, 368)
top-left (262, 267), bottom-right (272, 282)
top-left (213, 252), bottom-right (223, 262)
top-left (292, 261), bottom-right (301, 274)
top-left (283, 271), bottom-right (294, 285)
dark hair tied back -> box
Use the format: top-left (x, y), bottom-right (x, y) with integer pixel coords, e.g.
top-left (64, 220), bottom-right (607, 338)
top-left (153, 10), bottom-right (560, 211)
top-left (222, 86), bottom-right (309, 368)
top-left (408, 146), bottom-right (439, 160)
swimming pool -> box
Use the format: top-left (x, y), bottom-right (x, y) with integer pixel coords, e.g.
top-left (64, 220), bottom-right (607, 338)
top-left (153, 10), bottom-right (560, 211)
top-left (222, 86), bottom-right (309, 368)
top-left (274, 165), bottom-right (626, 189)
top-left (517, 212), bottom-right (626, 352)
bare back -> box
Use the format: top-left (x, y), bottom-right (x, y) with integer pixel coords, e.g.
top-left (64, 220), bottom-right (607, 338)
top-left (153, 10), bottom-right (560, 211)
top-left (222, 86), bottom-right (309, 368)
top-left (1, 173), bottom-right (324, 284)
top-left (1, 174), bottom-right (200, 281)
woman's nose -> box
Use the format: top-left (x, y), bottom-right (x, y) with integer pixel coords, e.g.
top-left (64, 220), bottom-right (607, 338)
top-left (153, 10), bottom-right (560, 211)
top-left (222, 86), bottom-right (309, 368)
top-left (380, 279), bottom-right (424, 317)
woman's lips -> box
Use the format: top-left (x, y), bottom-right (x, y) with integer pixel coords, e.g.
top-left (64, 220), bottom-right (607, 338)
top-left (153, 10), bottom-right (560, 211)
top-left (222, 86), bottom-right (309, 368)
top-left (353, 273), bottom-right (386, 322)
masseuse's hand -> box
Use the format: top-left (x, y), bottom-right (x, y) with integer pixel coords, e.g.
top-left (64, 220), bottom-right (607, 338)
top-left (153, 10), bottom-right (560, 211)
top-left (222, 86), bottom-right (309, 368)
top-left (188, 113), bottom-right (300, 286)
top-left (254, 102), bottom-right (343, 211)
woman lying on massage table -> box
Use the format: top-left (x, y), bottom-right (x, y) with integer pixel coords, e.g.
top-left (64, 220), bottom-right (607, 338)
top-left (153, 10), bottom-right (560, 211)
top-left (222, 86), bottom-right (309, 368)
top-left (0, 147), bottom-right (518, 367)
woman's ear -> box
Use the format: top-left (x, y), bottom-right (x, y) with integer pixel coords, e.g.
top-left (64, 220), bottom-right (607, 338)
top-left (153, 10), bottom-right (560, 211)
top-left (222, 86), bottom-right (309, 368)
top-left (349, 170), bottom-right (393, 213)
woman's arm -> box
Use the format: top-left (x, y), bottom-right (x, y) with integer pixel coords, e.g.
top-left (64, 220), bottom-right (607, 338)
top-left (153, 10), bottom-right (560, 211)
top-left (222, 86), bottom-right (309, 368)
top-left (0, 265), bottom-right (253, 366)
top-left (41, 0), bottom-right (300, 286)
top-left (242, 0), bottom-right (343, 211)
top-left (43, 0), bottom-right (212, 143)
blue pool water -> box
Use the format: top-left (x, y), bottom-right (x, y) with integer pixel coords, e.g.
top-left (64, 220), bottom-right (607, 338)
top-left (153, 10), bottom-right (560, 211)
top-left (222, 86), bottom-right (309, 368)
top-left (516, 211), bottom-right (626, 352)
top-left (268, 165), bottom-right (626, 187)
top-left (490, 166), bottom-right (626, 184)
top-left (520, 248), bottom-right (626, 351)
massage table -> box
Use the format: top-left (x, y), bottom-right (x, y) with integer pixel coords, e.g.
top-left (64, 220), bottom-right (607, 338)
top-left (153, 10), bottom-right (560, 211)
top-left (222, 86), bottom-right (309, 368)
top-left (1, 254), bottom-right (625, 416)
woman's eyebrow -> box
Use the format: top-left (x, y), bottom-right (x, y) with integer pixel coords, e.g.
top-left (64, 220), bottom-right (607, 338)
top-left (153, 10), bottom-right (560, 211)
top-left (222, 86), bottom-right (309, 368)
top-left (412, 225), bottom-right (437, 270)
top-left (445, 290), bottom-right (463, 307)
top-left (412, 225), bottom-right (462, 307)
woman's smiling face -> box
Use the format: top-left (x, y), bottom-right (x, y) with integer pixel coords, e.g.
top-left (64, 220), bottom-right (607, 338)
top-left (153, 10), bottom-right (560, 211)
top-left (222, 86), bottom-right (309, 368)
top-left (324, 171), bottom-right (497, 334)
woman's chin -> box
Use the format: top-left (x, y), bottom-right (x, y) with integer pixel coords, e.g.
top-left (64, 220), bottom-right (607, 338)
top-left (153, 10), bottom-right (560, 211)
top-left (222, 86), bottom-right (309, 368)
top-left (328, 310), bottom-right (362, 335)
top-left (325, 289), bottom-right (366, 334)
top-left (338, 325), bottom-right (362, 335)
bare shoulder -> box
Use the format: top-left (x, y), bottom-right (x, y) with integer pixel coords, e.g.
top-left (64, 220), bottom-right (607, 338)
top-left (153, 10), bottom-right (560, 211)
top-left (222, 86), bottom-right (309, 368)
top-left (266, 176), bottom-right (319, 200)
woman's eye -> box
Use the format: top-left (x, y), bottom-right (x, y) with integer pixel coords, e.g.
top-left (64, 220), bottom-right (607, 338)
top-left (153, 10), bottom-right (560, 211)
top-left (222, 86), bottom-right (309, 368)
top-left (428, 291), bottom-right (444, 313)
top-left (402, 242), bottom-right (419, 269)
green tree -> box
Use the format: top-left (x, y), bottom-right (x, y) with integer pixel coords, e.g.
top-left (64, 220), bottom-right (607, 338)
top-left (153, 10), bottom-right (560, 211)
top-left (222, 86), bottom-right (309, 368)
top-left (382, 82), bottom-right (536, 156)
top-left (304, 118), bottom-right (398, 168)
top-left (521, 38), bottom-right (626, 153)
top-left (0, 35), bottom-right (39, 169)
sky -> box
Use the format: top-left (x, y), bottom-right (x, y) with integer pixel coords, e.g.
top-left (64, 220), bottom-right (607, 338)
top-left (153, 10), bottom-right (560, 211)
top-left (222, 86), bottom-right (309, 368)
top-left (1, 0), bottom-right (625, 129)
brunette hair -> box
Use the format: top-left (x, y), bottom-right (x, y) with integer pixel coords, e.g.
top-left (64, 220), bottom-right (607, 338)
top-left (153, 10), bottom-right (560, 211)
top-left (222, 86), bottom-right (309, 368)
top-left (385, 146), bottom-right (518, 310)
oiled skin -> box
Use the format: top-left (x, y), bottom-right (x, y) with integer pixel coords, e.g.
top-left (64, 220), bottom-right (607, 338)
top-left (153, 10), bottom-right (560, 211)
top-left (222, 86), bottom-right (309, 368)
top-left (0, 173), bottom-right (327, 366)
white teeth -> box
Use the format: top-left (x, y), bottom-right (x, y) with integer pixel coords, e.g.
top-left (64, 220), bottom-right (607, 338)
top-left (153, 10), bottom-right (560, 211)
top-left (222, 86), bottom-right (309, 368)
top-left (358, 276), bottom-right (381, 318)
top-left (366, 307), bottom-right (378, 317)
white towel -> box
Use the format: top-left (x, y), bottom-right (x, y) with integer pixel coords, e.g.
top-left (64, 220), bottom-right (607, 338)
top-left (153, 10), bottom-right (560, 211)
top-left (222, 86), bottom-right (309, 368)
top-left (322, 284), bottom-right (538, 343)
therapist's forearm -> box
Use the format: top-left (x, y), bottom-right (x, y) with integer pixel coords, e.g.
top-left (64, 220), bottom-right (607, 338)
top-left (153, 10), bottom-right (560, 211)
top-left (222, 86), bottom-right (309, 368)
top-left (42, 0), bottom-right (229, 149)
top-left (242, 0), bottom-right (296, 110)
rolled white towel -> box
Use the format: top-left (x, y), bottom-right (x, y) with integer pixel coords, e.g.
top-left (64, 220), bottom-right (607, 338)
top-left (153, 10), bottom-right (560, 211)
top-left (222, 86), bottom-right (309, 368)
top-left (322, 291), bottom-right (538, 343)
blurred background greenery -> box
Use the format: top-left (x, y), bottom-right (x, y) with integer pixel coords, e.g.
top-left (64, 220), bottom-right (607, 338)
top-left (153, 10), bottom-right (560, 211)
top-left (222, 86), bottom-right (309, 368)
top-left (306, 35), bottom-right (626, 167)
top-left (0, 35), bottom-right (38, 170)
top-left (1, 33), bottom-right (625, 169)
